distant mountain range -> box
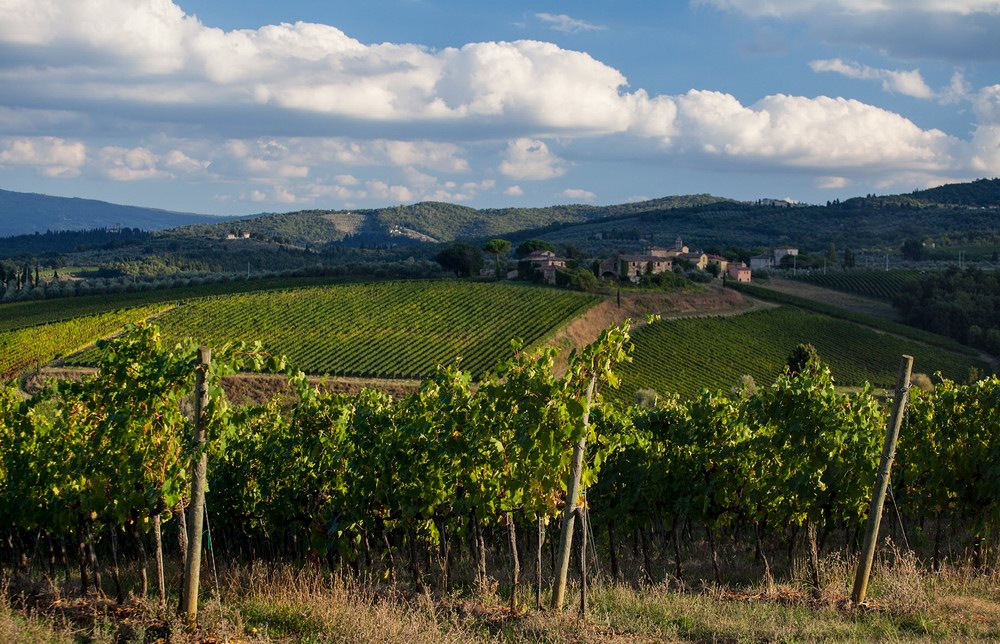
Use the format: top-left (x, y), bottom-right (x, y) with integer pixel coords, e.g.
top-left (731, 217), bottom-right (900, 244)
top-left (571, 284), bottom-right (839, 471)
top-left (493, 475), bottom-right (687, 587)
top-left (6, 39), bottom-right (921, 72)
top-left (0, 188), bottom-right (224, 236)
top-left (169, 194), bottom-right (733, 247)
top-left (2, 178), bottom-right (999, 246)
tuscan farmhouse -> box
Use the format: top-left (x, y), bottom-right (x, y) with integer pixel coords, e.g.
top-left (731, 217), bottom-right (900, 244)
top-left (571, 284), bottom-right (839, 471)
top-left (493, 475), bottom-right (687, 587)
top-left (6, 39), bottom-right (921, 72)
top-left (522, 250), bottom-right (567, 284)
top-left (706, 254), bottom-right (728, 274)
top-left (612, 254), bottom-right (674, 282)
top-left (727, 262), bottom-right (752, 283)
top-left (678, 251), bottom-right (708, 270)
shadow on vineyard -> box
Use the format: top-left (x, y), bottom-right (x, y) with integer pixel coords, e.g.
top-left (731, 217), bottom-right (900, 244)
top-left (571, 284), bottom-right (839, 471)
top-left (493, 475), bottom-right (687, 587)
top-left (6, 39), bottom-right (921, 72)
top-left (2, 323), bottom-right (1000, 641)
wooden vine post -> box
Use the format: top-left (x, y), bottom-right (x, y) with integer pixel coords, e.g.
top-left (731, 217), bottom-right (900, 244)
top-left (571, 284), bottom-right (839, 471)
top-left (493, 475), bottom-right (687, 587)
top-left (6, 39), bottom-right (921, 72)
top-left (183, 346), bottom-right (211, 624)
top-left (550, 373), bottom-right (597, 610)
top-left (851, 354), bottom-right (913, 606)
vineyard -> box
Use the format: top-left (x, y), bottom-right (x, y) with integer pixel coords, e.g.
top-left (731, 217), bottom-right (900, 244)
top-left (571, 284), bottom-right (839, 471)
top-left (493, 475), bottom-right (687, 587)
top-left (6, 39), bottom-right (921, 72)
top-left (1, 324), bottom-right (998, 640)
top-left (0, 304), bottom-right (171, 379)
top-left (0, 274), bottom-right (351, 334)
top-left (615, 307), bottom-right (985, 401)
top-left (793, 270), bottom-right (922, 301)
top-left (729, 281), bottom-right (978, 355)
top-left (63, 281), bottom-right (598, 379)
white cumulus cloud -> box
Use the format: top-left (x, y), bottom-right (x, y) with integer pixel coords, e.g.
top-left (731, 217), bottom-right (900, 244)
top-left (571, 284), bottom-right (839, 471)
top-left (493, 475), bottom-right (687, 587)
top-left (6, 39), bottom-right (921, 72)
top-left (94, 146), bottom-right (171, 181)
top-left (671, 91), bottom-right (962, 173)
top-left (562, 188), bottom-right (597, 201)
top-left (0, 136), bottom-right (86, 177)
top-left (499, 138), bottom-right (566, 180)
top-left (809, 59), bottom-right (935, 99)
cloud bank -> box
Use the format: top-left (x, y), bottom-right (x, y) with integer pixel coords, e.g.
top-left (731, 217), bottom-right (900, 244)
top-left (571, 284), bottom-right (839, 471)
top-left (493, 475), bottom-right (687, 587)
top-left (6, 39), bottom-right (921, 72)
top-left (0, 0), bottom-right (996, 208)
top-left (698, 0), bottom-right (1000, 62)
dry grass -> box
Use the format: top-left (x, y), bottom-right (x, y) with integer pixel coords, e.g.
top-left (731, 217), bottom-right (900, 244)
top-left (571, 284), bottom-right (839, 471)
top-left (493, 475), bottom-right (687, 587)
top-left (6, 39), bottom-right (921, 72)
top-left (4, 547), bottom-right (1000, 642)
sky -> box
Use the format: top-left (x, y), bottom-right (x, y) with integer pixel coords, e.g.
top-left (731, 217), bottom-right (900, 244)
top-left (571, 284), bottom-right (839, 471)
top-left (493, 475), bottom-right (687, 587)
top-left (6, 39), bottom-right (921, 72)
top-left (0, 1), bottom-right (998, 216)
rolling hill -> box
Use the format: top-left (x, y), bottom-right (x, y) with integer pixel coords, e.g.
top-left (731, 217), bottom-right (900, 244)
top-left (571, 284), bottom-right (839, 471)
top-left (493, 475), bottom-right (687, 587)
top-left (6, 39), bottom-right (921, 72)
top-left (168, 194), bottom-right (732, 247)
top-left (165, 180), bottom-right (1000, 253)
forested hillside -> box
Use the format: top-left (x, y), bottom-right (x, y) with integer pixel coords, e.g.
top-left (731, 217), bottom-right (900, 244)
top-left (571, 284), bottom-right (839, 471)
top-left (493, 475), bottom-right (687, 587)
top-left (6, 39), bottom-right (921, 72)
top-left (169, 194), bottom-right (731, 246)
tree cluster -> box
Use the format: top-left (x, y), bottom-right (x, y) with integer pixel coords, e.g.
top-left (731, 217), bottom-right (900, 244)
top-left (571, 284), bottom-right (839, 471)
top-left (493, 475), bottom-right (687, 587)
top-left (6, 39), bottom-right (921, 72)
top-left (893, 267), bottom-right (1000, 354)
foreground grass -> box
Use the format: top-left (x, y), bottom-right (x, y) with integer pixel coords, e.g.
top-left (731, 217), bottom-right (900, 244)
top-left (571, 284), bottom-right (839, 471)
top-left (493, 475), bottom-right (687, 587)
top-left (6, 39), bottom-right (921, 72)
top-left (4, 555), bottom-right (1000, 642)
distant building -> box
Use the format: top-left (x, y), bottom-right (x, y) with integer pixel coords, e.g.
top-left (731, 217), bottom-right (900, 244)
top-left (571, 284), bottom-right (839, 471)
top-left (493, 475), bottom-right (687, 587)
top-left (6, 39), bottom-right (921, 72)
top-left (728, 263), bottom-right (752, 283)
top-left (678, 252), bottom-right (708, 270)
top-left (759, 198), bottom-right (795, 208)
top-left (773, 246), bottom-right (798, 263)
top-left (522, 250), bottom-right (567, 284)
top-left (749, 254), bottom-right (773, 270)
top-left (598, 257), bottom-right (620, 280)
top-left (240, 231), bottom-right (251, 239)
top-left (617, 254), bottom-right (674, 282)
top-left (706, 254), bottom-right (729, 275)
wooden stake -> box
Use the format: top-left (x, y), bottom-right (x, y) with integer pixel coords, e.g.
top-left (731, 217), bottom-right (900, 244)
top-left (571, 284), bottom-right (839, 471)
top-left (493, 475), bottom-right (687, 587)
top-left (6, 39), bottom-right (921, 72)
top-left (506, 512), bottom-right (520, 613)
top-left (577, 507), bottom-right (588, 615)
top-left (550, 374), bottom-right (597, 610)
top-left (183, 346), bottom-right (211, 624)
top-left (153, 515), bottom-right (165, 608)
top-left (852, 355), bottom-right (913, 605)
top-left (535, 517), bottom-right (545, 609)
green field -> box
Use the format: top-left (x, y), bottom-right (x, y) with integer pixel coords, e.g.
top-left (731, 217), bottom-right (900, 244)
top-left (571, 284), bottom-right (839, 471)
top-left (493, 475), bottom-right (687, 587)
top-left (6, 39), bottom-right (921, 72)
top-left (616, 307), bottom-right (986, 401)
top-left (64, 281), bottom-right (598, 379)
top-left (793, 270), bottom-right (921, 300)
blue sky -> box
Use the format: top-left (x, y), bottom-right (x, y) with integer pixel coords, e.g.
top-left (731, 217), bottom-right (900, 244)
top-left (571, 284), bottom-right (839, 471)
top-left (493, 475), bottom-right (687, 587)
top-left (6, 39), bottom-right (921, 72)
top-left (0, 0), bottom-right (998, 215)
